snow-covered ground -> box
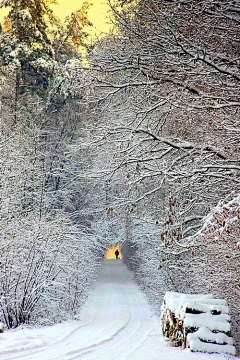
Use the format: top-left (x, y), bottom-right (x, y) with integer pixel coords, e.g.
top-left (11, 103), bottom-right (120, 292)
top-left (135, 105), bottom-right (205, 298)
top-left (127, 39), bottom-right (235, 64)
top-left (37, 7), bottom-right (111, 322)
top-left (0, 260), bottom-right (238, 360)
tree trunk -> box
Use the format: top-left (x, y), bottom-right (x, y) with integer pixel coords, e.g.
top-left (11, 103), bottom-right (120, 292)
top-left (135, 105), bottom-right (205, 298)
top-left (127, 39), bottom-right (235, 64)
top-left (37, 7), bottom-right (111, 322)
top-left (14, 73), bottom-right (20, 124)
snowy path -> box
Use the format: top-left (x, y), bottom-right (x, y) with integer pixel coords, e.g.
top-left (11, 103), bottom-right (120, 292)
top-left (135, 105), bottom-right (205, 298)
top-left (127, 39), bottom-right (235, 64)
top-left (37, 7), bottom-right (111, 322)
top-left (0, 260), bottom-right (238, 360)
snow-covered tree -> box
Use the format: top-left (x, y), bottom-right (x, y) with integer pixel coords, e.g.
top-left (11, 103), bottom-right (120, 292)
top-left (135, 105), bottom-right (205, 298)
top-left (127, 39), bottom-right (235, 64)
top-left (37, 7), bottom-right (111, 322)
top-left (69, 0), bottom-right (240, 350)
top-left (0, 0), bottom-right (57, 102)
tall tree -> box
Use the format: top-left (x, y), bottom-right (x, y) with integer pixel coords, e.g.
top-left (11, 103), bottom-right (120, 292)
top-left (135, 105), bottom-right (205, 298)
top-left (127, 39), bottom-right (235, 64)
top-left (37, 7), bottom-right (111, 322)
top-left (52, 1), bottom-right (92, 62)
top-left (71, 0), bottom-right (240, 350)
top-left (0, 0), bottom-right (57, 121)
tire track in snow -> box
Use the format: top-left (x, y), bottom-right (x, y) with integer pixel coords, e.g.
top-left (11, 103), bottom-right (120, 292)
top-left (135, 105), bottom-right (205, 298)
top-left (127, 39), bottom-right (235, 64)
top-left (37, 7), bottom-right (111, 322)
top-left (0, 260), bottom-right (163, 360)
top-left (65, 264), bottom-right (148, 360)
top-left (0, 263), bottom-right (112, 360)
top-left (62, 263), bottom-right (135, 360)
top-left (60, 259), bottom-right (134, 360)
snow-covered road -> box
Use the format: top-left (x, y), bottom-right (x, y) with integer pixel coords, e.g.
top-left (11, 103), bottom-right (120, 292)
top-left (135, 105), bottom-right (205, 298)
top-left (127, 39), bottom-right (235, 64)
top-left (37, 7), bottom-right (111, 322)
top-left (0, 260), bottom-right (238, 360)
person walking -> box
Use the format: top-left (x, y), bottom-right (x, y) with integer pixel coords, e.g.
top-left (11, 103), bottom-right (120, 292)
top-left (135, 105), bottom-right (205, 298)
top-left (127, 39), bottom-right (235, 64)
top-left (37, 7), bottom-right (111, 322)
top-left (115, 249), bottom-right (120, 259)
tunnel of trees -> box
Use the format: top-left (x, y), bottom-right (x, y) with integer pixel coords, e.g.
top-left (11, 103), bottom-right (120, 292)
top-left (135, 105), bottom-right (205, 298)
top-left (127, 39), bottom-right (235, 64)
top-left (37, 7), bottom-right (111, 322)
top-left (0, 0), bottom-right (239, 353)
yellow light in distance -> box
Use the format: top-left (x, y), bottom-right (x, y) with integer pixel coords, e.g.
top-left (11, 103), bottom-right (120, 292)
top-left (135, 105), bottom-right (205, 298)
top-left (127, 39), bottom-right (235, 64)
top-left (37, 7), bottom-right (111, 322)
top-left (0, 0), bottom-right (113, 42)
top-left (105, 244), bottom-right (122, 259)
top-left (52, 0), bottom-right (113, 40)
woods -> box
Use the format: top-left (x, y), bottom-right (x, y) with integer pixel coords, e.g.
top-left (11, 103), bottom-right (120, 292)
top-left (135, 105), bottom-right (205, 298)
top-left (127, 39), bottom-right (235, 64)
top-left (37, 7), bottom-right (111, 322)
top-left (0, 0), bottom-right (239, 355)
top-left (81, 0), bottom-right (240, 350)
top-left (0, 0), bottom-right (103, 327)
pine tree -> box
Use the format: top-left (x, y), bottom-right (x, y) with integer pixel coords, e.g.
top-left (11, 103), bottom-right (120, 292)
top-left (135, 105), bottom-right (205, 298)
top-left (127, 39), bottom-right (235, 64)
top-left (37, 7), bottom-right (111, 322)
top-left (0, 0), bottom-right (57, 107)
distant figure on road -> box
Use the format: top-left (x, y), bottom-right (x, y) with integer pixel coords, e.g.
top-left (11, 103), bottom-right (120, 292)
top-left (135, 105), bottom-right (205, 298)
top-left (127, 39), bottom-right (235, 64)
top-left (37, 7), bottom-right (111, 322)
top-left (115, 249), bottom-right (120, 260)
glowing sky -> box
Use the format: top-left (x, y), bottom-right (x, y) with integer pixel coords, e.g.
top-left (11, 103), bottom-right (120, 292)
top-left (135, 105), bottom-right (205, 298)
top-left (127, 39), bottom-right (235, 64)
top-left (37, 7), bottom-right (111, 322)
top-left (0, 0), bottom-right (113, 41)
top-left (105, 244), bottom-right (123, 259)
top-left (52, 0), bottom-right (113, 39)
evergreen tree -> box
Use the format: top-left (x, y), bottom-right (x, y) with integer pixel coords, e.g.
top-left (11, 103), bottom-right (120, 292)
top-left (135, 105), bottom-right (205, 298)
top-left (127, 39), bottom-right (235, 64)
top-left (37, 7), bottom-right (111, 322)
top-left (0, 0), bottom-right (57, 103)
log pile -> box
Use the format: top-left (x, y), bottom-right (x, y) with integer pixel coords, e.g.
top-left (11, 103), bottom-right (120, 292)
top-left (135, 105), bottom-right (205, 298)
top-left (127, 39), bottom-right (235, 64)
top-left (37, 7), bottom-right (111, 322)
top-left (0, 323), bottom-right (4, 333)
top-left (161, 292), bottom-right (236, 356)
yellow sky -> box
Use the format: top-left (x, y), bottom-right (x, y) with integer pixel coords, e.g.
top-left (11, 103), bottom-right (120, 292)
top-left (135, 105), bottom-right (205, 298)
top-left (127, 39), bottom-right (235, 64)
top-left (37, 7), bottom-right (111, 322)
top-left (53, 0), bottom-right (113, 39)
top-left (0, 0), bottom-right (113, 41)
top-left (105, 244), bottom-right (122, 259)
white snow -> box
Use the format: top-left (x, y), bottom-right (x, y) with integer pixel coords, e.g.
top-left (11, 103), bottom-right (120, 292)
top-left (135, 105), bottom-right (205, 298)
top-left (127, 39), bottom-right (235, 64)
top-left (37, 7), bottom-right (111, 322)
top-left (184, 313), bottom-right (231, 333)
top-left (176, 302), bottom-right (230, 321)
top-left (182, 302), bottom-right (229, 314)
top-left (187, 327), bottom-right (234, 345)
top-left (0, 260), bottom-right (239, 360)
top-left (190, 299), bottom-right (227, 306)
top-left (189, 338), bottom-right (236, 356)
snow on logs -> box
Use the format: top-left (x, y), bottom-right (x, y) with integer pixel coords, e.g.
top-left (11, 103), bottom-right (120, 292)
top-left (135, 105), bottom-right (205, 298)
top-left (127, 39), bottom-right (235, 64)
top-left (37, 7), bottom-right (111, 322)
top-left (161, 292), bottom-right (236, 356)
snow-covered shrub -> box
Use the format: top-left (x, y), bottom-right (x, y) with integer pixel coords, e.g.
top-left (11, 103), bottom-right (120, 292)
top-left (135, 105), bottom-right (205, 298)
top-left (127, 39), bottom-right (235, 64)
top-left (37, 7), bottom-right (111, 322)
top-left (0, 213), bottom-right (99, 327)
top-left (0, 92), bottom-right (101, 328)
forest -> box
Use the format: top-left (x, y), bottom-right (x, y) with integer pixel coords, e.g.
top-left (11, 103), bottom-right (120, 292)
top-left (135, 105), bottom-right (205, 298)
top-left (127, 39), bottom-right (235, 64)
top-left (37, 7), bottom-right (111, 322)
top-left (0, 0), bottom-right (239, 354)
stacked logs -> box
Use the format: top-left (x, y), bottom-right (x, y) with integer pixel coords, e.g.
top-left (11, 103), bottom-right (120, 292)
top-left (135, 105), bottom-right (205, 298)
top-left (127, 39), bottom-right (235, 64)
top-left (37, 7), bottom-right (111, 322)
top-left (161, 292), bottom-right (236, 356)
